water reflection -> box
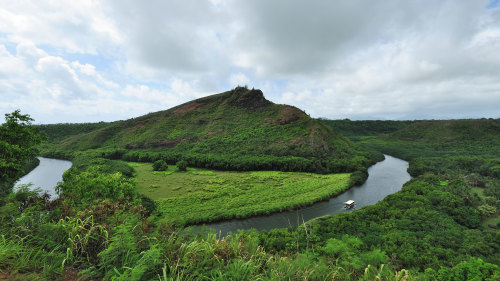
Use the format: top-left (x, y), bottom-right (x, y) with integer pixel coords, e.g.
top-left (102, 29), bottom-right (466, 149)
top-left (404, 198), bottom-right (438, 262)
top-left (15, 157), bottom-right (72, 197)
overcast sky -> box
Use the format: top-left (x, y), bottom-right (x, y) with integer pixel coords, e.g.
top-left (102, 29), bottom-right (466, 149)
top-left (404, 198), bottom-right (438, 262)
top-left (1, 0), bottom-right (500, 123)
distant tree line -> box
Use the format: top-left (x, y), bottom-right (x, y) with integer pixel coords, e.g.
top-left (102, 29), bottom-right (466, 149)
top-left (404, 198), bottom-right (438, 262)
top-left (320, 119), bottom-right (414, 137)
top-left (95, 148), bottom-right (383, 174)
top-left (42, 146), bottom-right (384, 175)
top-left (36, 122), bottom-right (111, 142)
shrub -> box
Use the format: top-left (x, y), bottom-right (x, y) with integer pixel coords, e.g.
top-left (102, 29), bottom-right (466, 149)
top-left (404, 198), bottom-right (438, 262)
top-left (349, 170), bottom-right (368, 186)
top-left (56, 166), bottom-right (136, 206)
top-left (139, 194), bottom-right (157, 216)
top-left (477, 204), bottom-right (497, 218)
top-left (176, 160), bottom-right (187, 172)
top-left (489, 165), bottom-right (500, 178)
top-left (152, 160), bottom-right (168, 171)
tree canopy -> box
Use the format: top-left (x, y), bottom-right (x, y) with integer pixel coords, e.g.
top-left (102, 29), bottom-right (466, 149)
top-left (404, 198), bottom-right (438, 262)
top-left (0, 110), bottom-right (44, 195)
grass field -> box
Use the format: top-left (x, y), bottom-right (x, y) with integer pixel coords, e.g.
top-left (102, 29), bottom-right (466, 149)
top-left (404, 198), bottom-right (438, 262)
top-left (131, 163), bottom-right (351, 225)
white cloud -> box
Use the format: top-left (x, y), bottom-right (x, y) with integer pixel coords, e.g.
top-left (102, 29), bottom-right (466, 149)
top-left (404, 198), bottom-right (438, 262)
top-left (0, 1), bottom-right (121, 54)
top-left (2, 0), bottom-right (500, 123)
top-left (0, 45), bottom-right (26, 76)
top-left (0, 42), bottom-right (166, 123)
top-left (121, 84), bottom-right (180, 106)
top-left (229, 73), bottom-right (250, 87)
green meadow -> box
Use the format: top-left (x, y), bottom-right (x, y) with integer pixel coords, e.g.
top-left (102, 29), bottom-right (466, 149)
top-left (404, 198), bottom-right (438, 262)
top-left (132, 162), bottom-right (351, 225)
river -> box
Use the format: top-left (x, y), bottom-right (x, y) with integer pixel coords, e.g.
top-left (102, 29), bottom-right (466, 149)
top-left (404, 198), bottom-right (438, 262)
top-left (14, 157), bottom-right (72, 197)
top-left (13, 155), bottom-right (410, 235)
top-left (202, 155), bottom-right (411, 235)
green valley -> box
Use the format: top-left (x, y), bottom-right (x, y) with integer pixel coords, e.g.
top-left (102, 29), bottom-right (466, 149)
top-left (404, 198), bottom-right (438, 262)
top-left (1, 103), bottom-right (499, 280)
top-left (4, 2), bottom-right (500, 280)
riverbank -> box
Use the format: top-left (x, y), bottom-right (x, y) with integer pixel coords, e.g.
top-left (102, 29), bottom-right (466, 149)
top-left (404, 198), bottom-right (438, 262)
top-left (21, 157), bottom-right (40, 177)
top-left (0, 157), bottom-right (40, 195)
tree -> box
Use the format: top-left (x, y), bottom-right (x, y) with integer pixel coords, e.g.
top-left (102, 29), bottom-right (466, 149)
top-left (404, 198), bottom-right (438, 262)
top-left (176, 160), bottom-right (187, 172)
top-left (0, 110), bottom-right (44, 195)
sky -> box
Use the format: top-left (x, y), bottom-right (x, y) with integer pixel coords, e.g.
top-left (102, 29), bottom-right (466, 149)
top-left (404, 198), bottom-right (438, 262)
top-left (1, 0), bottom-right (500, 124)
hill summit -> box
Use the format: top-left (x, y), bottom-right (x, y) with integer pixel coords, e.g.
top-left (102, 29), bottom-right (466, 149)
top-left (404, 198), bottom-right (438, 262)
top-left (43, 87), bottom-right (376, 173)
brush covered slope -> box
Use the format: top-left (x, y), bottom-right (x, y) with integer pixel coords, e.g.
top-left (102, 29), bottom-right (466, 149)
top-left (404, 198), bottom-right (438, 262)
top-left (320, 119), bottom-right (414, 138)
top-left (363, 118), bottom-right (500, 160)
top-left (389, 118), bottom-right (500, 143)
top-left (42, 87), bottom-right (378, 173)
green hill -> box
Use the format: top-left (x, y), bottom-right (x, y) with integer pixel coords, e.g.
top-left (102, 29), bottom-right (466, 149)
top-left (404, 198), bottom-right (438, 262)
top-left (42, 87), bottom-right (378, 173)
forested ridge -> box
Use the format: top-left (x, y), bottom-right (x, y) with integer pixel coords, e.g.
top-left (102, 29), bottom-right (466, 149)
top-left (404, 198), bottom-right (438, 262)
top-left (36, 121), bottom-right (111, 142)
top-left (320, 119), bottom-right (415, 138)
top-left (322, 118), bottom-right (500, 159)
top-left (0, 113), bottom-right (499, 280)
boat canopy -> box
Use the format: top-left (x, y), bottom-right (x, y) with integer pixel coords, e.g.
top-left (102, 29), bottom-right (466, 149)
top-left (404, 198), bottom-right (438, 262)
top-left (344, 200), bottom-right (355, 205)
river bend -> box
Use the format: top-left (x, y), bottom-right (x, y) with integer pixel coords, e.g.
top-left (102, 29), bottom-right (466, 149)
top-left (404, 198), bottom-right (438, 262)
top-left (14, 155), bottom-right (410, 235)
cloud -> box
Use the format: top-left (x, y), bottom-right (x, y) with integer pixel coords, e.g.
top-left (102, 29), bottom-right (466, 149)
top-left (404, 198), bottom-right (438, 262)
top-left (0, 42), bottom-right (190, 123)
top-left (2, 0), bottom-right (500, 123)
top-left (0, 1), bottom-right (121, 54)
top-left (103, 0), bottom-right (226, 76)
top-left (229, 73), bottom-right (250, 87)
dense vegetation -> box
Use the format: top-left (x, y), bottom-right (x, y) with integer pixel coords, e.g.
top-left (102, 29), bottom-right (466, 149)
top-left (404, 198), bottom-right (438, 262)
top-left (2, 112), bottom-right (500, 280)
top-left (132, 162), bottom-right (351, 225)
top-left (260, 175), bottom-right (499, 270)
top-left (2, 164), bottom-right (499, 280)
top-left (0, 110), bottom-right (45, 196)
top-left (40, 87), bottom-right (382, 174)
top-left (325, 119), bottom-right (500, 228)
top-left (323, 118), bottom-right (500, 264)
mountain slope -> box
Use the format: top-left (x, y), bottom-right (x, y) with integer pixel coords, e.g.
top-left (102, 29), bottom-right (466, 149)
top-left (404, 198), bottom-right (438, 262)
top-left (42, 87), bottom-right (377, 173)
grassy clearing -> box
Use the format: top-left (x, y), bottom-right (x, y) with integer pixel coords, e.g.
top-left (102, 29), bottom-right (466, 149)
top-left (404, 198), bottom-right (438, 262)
top-left (471, 187), bottom-right (485, 197)
top-left (132, 163), bottom-right (351, 225)
top-left (126, 161), bottom-right (148, 167)
top-left (483, 215), bottom-right (500, 228)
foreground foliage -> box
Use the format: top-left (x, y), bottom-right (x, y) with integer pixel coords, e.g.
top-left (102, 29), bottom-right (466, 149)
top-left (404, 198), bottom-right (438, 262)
top-left (0, 180), bottom-right (498, 280)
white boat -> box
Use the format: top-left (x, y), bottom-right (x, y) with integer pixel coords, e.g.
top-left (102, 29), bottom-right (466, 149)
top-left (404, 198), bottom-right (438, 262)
top-left (344, 200), bottom-right (355, 209)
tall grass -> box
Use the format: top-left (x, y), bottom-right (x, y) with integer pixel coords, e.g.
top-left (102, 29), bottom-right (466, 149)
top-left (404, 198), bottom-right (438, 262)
top-left (0, 235), bottom-right (66, 279)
